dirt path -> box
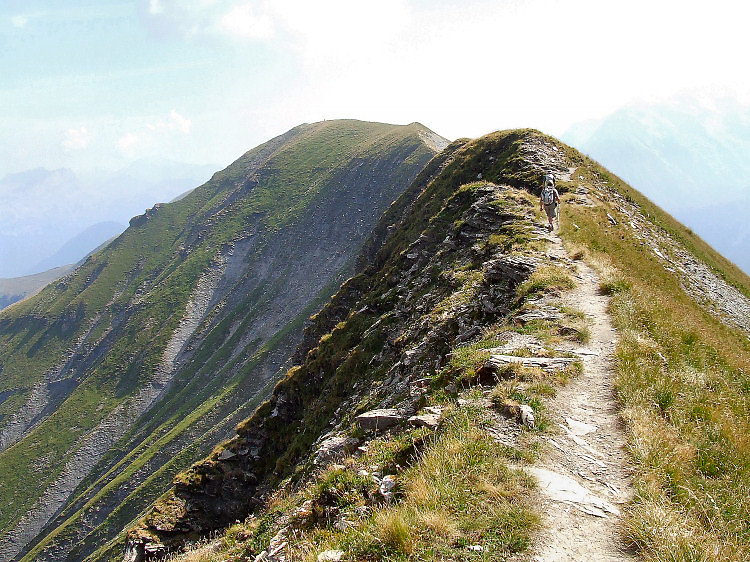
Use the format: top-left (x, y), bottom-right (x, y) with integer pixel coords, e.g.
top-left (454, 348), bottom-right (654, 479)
top-left (526, 231), bottom-right (636, 561)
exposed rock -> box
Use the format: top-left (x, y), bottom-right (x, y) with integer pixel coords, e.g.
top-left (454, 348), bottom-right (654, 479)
top-left (355, 409), bottom-right (404, 431)
top-left (313, 435), bottom-right (360, 466)
top-left (520, 405), bottom-right (535, 428)
top-left (408, 412), bottom-right (442, 430)
top-left (527, 466), bottom-right (620, 518)
top-left (484, 255), bottom-right (537, 285)
top-left (293, 500), bottom-right (314, 523)
top-left (479, 354), bottom-right (575, 379)
top-left (122, 541), bottom-right (144, 562)
top-left (379, 475), bottom-right (396, 503)
top-left (218, 449), bottom-right (236, 460)
top-left (498, 400), bottom-right (535, 427)
top-left (515, 309), bottom-right (563, 324)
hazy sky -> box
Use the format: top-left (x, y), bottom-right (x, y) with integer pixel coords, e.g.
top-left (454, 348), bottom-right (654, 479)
top-left (2, 0), bottom-right (748, 176)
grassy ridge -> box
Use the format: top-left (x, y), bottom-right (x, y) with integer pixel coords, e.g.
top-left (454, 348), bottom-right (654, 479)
top-left (144, 131), bottom-right (590, 561)
top-left (155, 129), bottom-right (750, 562)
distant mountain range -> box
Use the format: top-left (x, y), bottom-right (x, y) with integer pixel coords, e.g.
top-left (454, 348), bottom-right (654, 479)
top-left (0, 159), bottom-right (218, 277)
top-left (0, 265), bottom-right (74, 311)
top-left (562, 95), bottom-right (750, 273)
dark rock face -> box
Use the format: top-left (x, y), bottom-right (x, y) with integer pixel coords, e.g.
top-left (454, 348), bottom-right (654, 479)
top-left (128, 130), bottom-right (555, 556)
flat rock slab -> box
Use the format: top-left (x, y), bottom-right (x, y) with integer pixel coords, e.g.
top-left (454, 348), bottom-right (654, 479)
top-left (484, 354), bottom-right (575, 370)
top-left (355, 409), bottom-right (403, 431)
top-left (565, 417), bottom-right (597, 436)
top-left (408, 413), bottom-right (442, 429)
top-left (527, 466), bottom-right (620, 518)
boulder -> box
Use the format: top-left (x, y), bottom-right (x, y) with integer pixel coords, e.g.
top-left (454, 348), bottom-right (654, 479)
top-left (379, 475), bottom-right (396, 503)
top-left (355, 409), bottom-right (404, 431)
top-left (313, 435), bottom-right (360, 466)
top-left (498, 400), bottom-right (535, 428)
top-left (408, 407), bottom-right (443, 430)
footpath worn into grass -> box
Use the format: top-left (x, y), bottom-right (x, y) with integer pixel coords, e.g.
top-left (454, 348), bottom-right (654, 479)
top-left (525, 229), bottom-right (635, 561)
top-left (562, 166), bottom-right (750, 561)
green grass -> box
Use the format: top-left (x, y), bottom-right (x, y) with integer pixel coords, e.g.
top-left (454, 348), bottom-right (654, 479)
top-left (158, 162), bottom-right (599, 561)
top-left (171, 405), bottom-right (539, 562)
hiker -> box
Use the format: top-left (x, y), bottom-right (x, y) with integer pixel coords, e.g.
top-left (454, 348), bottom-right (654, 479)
top-left (539, 172), bottom-right (560, 232)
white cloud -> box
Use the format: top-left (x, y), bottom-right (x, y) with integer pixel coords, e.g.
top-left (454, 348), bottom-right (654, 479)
top-left (62, 126), bottom-right (90, 150)
top-left (145, 110), bottom-right (192, 134)
top-left (218, 3), bottom-right (274, 39)
top-left (117, 110), bottom-right (192, 155)
top-left (271, 0), bottom-right (411, 61)
top-left (11, 15), bottom-right (28, 28)
top-left (117, 132), bottom-right (141, 153)
top-left (143, 0), bottom-right (411, 47)
top-left (148, 0), bottom-right (165, 15)
top-left (169, 109), bottom-right (192, 133)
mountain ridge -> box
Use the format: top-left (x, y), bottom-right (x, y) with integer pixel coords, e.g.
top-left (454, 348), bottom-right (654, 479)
top-left (2, 121), bottom-right (749, 561)
top-left (0, 119), bottom-right (444, 561)
top-left (122, 128), bottom-right (750, 562)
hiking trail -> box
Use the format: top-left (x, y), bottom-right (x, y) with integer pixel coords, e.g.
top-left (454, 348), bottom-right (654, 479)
top-left (526, 229), bottom-right (636, 561)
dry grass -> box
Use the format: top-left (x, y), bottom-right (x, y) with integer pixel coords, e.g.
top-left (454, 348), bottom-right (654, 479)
top-left (173, 405), bottom-right (539, 561)
top-left (516, 265), bottom-right (576, 301)
top-left (562, 194), bottom-right (750, 560)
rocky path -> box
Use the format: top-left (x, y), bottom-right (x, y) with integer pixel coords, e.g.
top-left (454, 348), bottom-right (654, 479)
top-left (526, 231), bottom-right (636, 561)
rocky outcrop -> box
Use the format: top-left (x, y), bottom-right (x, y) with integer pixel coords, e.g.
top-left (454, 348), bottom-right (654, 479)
top-left (602, 182), bottom-right (750, 335)
top-left (355, 409), bottom-right (404, 431)
top-left (126, 130), bottom-right (555, 557)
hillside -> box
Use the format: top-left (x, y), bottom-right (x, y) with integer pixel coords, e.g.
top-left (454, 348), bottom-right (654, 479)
top-left (124, 130), bottom-right (750, 561)
top-left (0, 120), bottom-right (445, 561)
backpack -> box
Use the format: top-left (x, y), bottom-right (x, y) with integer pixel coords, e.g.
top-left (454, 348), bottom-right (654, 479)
top-left (542, 185), bottom-right (556, 205)
top-left (544, 173), bottom-right (556, 187)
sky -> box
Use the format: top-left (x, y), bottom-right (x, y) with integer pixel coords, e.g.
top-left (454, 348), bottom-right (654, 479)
top-left (2, 0), bottom-right (749, 177)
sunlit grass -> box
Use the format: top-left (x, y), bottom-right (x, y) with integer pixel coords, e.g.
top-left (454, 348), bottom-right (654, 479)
top-left (562, 176), bottom-right (750, 560)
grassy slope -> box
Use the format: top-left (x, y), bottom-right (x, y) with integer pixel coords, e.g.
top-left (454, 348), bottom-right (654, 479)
top-left (124, 130), bottom-right (590, 561)
top-left (558, 156), bottom-right (750, 560)
top-left (0, 120), bottom-right (439, 560)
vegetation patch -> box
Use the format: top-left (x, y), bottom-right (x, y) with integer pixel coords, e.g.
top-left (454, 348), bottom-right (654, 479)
top-left (168, 406), bottom-right (538, 562)
top-left (516, 265), bottom-right (575, 302)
